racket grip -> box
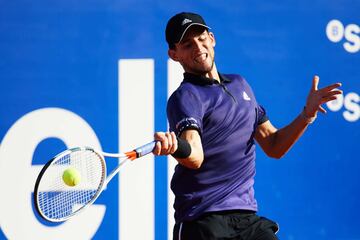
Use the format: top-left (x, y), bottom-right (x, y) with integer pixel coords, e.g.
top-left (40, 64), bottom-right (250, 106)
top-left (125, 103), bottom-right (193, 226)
top-left (135, 141), bottom-right (157, 158)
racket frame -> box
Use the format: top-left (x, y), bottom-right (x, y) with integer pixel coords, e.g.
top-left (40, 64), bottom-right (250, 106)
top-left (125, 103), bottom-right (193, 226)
top-left (34, 147), bottom-right (107, 222)
top-left (33, 141), bottom-right (156, 222)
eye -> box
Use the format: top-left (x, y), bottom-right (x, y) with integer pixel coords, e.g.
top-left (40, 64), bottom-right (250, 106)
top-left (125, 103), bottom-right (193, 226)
top-left (199, 33), bottom-right (207, 41)
top-left (183, 42), bottom-right (192, 49)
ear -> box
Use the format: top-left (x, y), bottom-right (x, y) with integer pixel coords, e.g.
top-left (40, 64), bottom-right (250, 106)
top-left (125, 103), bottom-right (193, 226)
top-left (168, 48), bottom-right (179, 62)
top-left (209, 32), bottom-right (216, 47)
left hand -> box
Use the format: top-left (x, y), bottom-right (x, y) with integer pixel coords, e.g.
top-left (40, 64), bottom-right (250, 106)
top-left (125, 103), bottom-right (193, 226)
top-left (304, 75), bottom-right (342, 117)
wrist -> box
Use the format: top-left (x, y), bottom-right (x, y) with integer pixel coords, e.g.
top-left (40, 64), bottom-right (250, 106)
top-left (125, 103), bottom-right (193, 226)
top-left (172, 137), bottom-right (192, 158)
top-left (300, 107), bottom-right (317, 124)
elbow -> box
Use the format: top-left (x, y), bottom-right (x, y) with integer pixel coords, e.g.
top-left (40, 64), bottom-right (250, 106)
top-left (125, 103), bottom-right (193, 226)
top-left (271, 154), bottom-right (284, 160)
top-left (178, 154), bottom-right (204, 169)
top-left (184, 157), bottom-right (204, 169)
top-left (187, 162), bottom-right (202, 169)
top-left (263, 138), bottom-right (286, 159)
top-left (266, 151), bottom-right (285, 160)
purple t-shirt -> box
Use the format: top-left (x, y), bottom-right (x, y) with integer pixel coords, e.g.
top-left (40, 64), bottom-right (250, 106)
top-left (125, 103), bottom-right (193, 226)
top-left (167, 72), bottom-right (268, 223)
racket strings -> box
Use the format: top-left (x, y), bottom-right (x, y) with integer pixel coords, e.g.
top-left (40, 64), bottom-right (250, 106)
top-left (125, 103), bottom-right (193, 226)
top-left (37, 149), bottom-right (105, 221)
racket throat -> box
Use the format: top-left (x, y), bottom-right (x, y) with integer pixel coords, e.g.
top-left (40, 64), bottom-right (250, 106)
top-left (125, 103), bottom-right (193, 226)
top-left (125, 151), bottom-right (137, 160)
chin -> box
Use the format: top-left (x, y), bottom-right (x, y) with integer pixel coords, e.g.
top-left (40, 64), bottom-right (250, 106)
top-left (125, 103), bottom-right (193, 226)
top-left (199, 63), bottom-right (214, 73)
top-left (194, 68), bottom-right (213, 76)
top-left (185, 61), bottom-right (214, 75)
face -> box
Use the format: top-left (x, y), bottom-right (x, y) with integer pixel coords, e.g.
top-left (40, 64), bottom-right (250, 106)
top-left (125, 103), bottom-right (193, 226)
top-left (168, 26), bottom-right (216, 76)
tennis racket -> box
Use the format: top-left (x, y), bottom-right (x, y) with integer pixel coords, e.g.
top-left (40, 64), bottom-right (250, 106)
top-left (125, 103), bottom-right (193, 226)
top-left (33, 141), bottom-right (156, 222)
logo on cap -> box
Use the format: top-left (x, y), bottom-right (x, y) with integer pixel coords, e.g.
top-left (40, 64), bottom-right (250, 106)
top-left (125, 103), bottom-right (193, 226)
top-left (166, 12), bottom-right (210, 45)
top-left (182, 18), bottom-right (192, 25)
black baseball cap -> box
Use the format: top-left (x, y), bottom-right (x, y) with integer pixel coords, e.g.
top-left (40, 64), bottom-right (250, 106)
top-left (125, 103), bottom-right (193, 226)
top-left (165, 12), bottom-right (210, 46)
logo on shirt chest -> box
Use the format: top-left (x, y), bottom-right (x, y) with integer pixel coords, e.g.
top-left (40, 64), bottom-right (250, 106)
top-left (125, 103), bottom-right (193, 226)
top-left (243, 91), bottom-right (251, 101)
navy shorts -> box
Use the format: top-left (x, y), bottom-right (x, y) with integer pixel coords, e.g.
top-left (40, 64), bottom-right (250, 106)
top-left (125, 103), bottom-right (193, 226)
top-left (173, 210), bottom-right (279, 240)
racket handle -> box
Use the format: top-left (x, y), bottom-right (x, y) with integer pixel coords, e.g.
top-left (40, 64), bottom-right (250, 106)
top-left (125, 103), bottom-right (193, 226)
top-left (135, 141), bottom-right (157, 158)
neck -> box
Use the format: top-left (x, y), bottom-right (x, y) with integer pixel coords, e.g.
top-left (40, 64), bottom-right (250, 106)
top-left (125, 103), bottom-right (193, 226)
top-left (205, 72), bottom-right (220, 82)
top-left (188, 63), bottom-right (220, 82)
top-left (205, 66), bottom-right (220, 82)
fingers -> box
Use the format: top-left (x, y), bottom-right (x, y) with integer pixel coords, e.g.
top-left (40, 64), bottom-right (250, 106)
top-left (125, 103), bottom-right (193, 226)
top-left (152, 131), bottom-right (178, 156)
top-left (319, 89), bottom-right (342, 102)
top-left (153, 141), bottom-right (162, 155)
top-left (169, 132), bottom-right (178, 154)
top-left (326, 89), bottom-right (343, 96)
top-left (318, 83), bottom-right (342, 93)
top-left (306, 75), bottom-right (343, 117)
top-left (321, 96), bottom-right (339, 105)
top-left (311, 75), bottom-right (319, 92)
top-left (318, 105), bottom-right (327, 114)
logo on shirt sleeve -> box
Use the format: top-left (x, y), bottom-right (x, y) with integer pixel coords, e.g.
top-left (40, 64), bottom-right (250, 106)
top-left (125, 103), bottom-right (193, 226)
top-left (175, 117), bottom-right (200, 135)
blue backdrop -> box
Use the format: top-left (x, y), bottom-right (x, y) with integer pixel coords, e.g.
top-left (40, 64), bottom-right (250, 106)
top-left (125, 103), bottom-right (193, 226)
top-left (0, 0), bottom-right (359, 239)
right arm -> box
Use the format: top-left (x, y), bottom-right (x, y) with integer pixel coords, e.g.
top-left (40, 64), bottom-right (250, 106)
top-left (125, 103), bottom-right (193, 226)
top-left (160, 87), bottom-right (205, 169)
top-left (176, 129), bottom-right (204, 169)
top-left (153, 129), bottom-right (204, 169)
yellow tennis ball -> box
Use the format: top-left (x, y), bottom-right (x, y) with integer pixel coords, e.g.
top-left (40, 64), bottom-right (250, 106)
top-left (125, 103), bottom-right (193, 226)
top-left (62, 167), bottom-right (81, 187)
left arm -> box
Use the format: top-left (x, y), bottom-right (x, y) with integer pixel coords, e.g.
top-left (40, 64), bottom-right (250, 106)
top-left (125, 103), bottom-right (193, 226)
top-left (255, 75), bottom-right (342, 159)
top-left (255, 113), bottom-right (310, 159)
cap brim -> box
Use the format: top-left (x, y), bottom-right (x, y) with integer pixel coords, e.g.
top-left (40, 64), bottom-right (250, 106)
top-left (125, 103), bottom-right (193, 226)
top-left (178, 23), bottom-right (211, 44)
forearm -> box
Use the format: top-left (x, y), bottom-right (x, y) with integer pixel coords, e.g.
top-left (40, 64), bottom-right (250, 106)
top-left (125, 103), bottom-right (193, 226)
top-left (269, 110), bottom-right (312, 158)
top-left (175, 130), bottom-right (204, 169)
top-left (152, 130), bottom-right (204, 169)
top-left (256, 76), bottom-right (342, 159)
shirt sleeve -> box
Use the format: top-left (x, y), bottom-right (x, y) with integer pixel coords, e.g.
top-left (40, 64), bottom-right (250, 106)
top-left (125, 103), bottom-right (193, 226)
top-left (167, 87), bottom-right (204, 137)
top-left (257, 104), bottom-right (269, 125)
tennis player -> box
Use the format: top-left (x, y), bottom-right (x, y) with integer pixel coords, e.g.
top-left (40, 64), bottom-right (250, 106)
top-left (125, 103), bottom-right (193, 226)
top-left (153, 12), bottom-right (342, 240)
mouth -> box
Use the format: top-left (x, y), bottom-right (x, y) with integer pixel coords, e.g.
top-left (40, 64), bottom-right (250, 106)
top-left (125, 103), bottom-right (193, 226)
top-left (194, 53), bottom-right (208, 63)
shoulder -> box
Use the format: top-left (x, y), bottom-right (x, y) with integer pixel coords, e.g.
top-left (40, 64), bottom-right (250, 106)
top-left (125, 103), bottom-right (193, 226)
top-left (167, 82), bottom-right (201, 109)
top-left (221, 73), bottom-right (247, 83)
top-left (221, 73), bottom-right (253, 88)
top-left (168, 82), bottom-right (200, 102)
top-left (222, 73), bottom-right (257, 96)
top-left (222, 73), bottom-right (244, 79)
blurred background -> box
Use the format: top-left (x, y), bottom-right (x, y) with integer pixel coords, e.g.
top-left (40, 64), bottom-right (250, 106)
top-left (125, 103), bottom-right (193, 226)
top-left (0, 0), bottom-right (359, 239)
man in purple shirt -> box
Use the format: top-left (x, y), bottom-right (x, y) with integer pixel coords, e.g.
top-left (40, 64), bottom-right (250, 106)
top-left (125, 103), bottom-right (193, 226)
top-left (152, 12), bottom-right (342, 240)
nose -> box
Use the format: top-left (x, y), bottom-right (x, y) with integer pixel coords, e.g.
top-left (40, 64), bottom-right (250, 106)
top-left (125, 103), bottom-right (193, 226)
top-left (193, 39), bottom-right (202, 51)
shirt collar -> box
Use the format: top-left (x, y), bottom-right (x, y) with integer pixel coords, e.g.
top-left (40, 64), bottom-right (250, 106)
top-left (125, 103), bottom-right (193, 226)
top-left (183, 72), bottom-right (231, 86)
